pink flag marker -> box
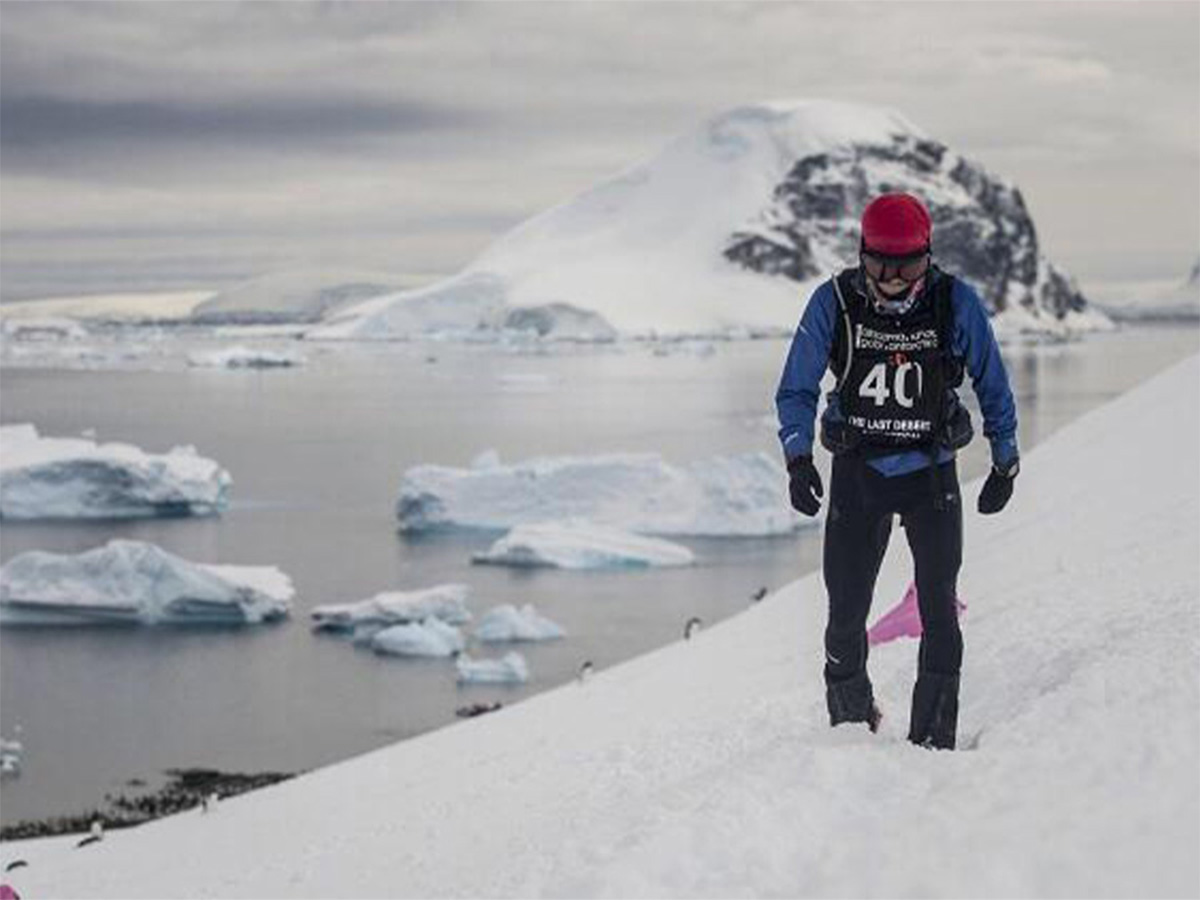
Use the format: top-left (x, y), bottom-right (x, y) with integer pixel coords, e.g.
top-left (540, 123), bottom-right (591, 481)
top-left (867, 581), bottom-right (966, 646)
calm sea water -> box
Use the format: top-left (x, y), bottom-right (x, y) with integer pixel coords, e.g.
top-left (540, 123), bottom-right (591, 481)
top-left (1, 325), bottom-right (1196, 825)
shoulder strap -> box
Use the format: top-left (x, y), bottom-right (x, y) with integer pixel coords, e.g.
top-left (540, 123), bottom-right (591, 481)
top-left (829, 271), bottom-right (856, 389)
top-left (930, 266), bottom-right (956, 353)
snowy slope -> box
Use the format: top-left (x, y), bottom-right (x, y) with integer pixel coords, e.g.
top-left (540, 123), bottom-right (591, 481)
top-left (8, 356), bottom-right (1198, 898)
top-left (311, 100), bottom-right (1103, 340)
top-left (190, 268), bottom-right (418, 324)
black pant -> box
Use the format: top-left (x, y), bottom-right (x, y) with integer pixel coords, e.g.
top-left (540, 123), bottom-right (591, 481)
top-left (823, 455), bottom-right (963, 684)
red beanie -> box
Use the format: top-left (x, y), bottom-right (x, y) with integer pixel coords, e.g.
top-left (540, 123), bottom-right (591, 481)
top-left (861, 193), bottom-right (932, 255)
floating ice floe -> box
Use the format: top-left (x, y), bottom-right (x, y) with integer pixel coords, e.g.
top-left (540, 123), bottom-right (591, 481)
top-left (186, 345), bottom-right (307, 369)
top-left (456, 652), bottom-right (529, 684)
top-left (651, 340), bottom-right (717, 358)
top-left (1, 343), bottom-right (156, 371)
top-left (0, 424), bottom-right (231, 520)
top-left (311, 584), bottom-right (472, 636)
top-left (0, 316), bottom-right (89, 342)
top-left (474, 604), bottom-right (565, 643)
top-left (494, 372), bottom-right (558, 392)
top-left (472, 520), bottom-right (696, 569)
top-left (371, 617), bottom-right (465, 658)
top-left (0, 737), bottom-right (22, 778)
top-left (397, 451), bottom-right (797, 537)
top-left (0, 539), bottom-right (293, 626)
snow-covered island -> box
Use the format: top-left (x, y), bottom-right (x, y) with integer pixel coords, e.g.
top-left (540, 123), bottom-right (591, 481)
top-left (0, 424), bottom-right (231, 519)
top-left (0, 539), bottom-right (292, 626)
top-left (10, 353), bottom-right (1195, 897)
top-left (472, 520), bottom-right (696, 569)
top-left (188, 268), bottom-right (420, 325)
top-left (0, 102), bottom-right (1119, 349)
top-left (397, 451), bottom-right (797, 537)
top-left (304, 100), bottom-right (1108, 343)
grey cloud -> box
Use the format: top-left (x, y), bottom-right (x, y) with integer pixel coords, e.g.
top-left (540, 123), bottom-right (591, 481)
top-left (0, 1), bottom-right (1195, 298)
top-left (0, 92), bottom-right (483, 169)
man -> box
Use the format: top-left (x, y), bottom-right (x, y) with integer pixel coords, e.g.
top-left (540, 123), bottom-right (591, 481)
top-left (776, 192), bottom-right (1019, 750)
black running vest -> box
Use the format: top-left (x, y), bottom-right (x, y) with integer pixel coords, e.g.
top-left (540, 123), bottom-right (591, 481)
top-left (827, 266), bottom-right (965, 453)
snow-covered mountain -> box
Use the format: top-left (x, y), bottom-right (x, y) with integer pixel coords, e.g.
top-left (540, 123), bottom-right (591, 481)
top-left (311, 100), bottom-right (1105, 340)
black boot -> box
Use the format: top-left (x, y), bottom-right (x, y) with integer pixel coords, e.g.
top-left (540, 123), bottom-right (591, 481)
top-left (908, 671), bottom-right (959, 750)
top-left (826, 671), bottom-right (882, 732)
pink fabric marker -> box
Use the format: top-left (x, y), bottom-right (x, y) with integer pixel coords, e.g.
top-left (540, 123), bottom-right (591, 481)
top-left (868, 581), bottom-right (966, 646)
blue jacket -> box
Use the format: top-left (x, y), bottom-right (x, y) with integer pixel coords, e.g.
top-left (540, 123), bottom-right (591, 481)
top-left (776, 270), bottom-right (1018, 477)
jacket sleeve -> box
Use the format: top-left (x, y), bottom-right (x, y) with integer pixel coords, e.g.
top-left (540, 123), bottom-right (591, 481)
top-left (951, 280), bottom-right (1019, 467)
top-left (775, 281), bottom-right (837, 463)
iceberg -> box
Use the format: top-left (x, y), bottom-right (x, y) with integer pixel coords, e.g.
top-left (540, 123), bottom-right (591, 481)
top-left (0, 424), bottom-right (231, 520)
top-left (311, 584), bottom-right (472, 632)
top-left (0, 736), bottom-right (22, 778)
top-left (484, 303), bottom-right (618, 343)
top-left (397, 451), bottom-right (798, 537)
top-left (472, 520), bottom-right (695, 569)
top-left (456, 651), bottom-right (529, 684)
top-left (186, 345), bottom-right (306, 369)
top-left (474, 604), bottom-right (565, 643)
top-left (0, 539), bottom-right (292, 626)
top-left (371, 617), bottom-right (465, 658)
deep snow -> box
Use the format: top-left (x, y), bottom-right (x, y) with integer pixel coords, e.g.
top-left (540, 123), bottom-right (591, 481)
top-left (4, 355), bottom-right (1197, 898)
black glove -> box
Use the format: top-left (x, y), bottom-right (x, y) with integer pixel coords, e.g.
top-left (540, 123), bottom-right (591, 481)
top-left (787, 455), bottom-right (823, 516)
top-left (978, 458), bottom-right (1019, 515)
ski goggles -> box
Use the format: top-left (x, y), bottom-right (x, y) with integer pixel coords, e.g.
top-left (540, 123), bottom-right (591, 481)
top-left (860, 250), bottom-right (930, 283)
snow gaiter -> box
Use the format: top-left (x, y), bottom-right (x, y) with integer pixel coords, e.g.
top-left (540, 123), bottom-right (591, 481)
top-left (827, 671), bottom-right (882, 732)
top-left (908, 671), bottom-right (959, 750)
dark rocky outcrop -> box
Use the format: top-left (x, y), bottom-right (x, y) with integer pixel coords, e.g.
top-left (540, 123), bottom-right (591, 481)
top-left (724, 134), bottom-right (1090, 320)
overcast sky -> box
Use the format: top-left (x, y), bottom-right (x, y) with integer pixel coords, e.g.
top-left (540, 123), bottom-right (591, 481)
top-left (1, 1), bottom-right (1197, 300)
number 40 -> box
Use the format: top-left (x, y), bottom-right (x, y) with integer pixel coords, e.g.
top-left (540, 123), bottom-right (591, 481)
top-left (858, 361), bottom-right (922, 408)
